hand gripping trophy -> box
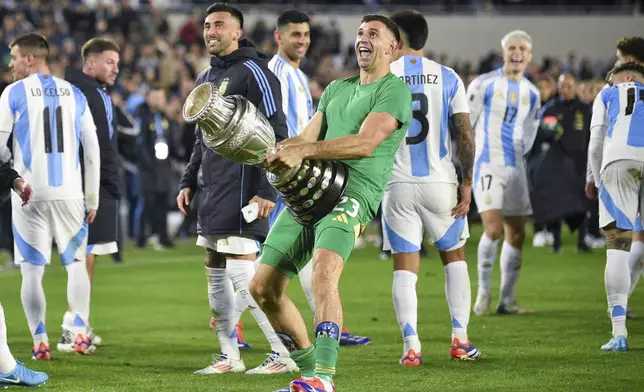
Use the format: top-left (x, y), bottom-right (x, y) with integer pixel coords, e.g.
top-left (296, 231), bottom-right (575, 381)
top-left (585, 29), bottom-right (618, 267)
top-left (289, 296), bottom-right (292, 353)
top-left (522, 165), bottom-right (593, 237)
top-left (182, 82), bottom-right (348, 224)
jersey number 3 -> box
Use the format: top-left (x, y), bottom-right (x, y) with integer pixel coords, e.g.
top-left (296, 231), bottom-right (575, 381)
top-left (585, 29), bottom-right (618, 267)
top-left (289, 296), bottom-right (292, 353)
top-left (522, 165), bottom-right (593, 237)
top-left (406, 93), bottom-right (429, 145)
top-left (43, 106), bottom-right (64, 153)
top-left (625, 87), bottom-right (644, 116)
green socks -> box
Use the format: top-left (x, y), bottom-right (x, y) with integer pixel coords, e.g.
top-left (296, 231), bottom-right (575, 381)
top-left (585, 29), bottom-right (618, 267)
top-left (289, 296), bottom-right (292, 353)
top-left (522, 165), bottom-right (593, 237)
top-left (314, 322), bottom-right (340, 381)
top-left (290, 345), bottom-right (316, 378)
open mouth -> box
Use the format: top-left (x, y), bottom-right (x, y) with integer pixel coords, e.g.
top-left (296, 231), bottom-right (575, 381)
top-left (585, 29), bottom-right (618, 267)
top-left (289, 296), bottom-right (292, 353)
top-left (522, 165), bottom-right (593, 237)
top-left (358, 47), bottom-right (372, 60)
top-left (510, 55), bottom-right (523, 65)
top-left (207, 38), bottom-right (219, 45)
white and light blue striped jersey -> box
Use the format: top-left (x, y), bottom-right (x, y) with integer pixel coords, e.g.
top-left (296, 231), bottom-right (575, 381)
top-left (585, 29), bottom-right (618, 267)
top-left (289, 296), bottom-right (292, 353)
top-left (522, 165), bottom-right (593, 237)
top-left (468, 69), bottom-right (540, 181)
top-left (268, 55), bottom-right (313, 137)
top-left (591, 81), bottom-right (644, 172)
top-left (0, 73), bottom-right (100, 207)
top-left (388, 55), bottom-right (470, 184)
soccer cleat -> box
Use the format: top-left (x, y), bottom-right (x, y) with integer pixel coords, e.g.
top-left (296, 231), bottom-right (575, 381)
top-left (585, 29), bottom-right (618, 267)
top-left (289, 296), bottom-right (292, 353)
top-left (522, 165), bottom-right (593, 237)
top-left (450, 338), bottom-right (481, 360)
top-left (0, 361), bottom-right (49, 387)
top-left (74, 334), bottom-right (96, 355)
top-left (626, 308), bottom-right (638, 319)
top-left (496, 301), bottom-right (534, 315)
top-left (245, 351), bottom-right (299, 375)
top-left (194, 353), bottom-right (246, 374)
top-left (532, 231), bottom-right (548, 247)
top-left (209, 318), bottom-right (251, 350)
top-left (290, 376), bottom-right (336, 392)
top-left (340, 329), bottom-right (371, 346)
top-left (399, 349), bottom-right (422, 367)
top-left (601, 335), bottom-right (629, 351)
top-left (56, 328), bottom-right (75, 352)
top-left (473, 291), bottom-right (491, 316)
top-left (89, 328), bottom-right (103, 345)
top-left (31, 342), bottom-right (51, 361)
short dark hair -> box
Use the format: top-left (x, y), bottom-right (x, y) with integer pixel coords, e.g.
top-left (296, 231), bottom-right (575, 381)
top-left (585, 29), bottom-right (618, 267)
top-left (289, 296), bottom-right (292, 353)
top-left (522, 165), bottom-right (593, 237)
top-left (277, 10), bottom-right (310, 29)
top-left (360, 14), bottom-right (400, 43)
top-left (81, 38), bottom-right (120, 62)
top-left (612, 61), bottom-right (644, 78)
top-left (9, 33), bottom-right (49, 59)
top-left (389, 10), bottom-right (428, 51)
top-left (206, 3), bottom-right (244, 30)
top-left (617, 37), bottom-right (644, 63)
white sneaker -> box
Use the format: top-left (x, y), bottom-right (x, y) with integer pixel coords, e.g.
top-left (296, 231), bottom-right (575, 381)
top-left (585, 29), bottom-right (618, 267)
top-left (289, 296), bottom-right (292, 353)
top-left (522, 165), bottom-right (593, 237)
top-left (194, 354), bottom-right (246, 374)
top-left (532, 231), bottom-right (548, 247)
top-left (473, 291), bottom-right (491, 316)
top-left (245, 351), bottom-right (299, 375)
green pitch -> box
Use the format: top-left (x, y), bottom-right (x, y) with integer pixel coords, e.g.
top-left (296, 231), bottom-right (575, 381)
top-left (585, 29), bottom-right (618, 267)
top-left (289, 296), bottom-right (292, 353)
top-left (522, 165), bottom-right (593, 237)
top-left (0, 224), bottom-right (642, 391)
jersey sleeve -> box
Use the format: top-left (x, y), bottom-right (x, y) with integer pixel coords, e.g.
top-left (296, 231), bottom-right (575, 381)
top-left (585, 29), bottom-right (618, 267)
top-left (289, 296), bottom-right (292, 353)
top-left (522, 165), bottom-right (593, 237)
top-left (590, 88), bottom-right (610, 129)
top-left (0, 86), bottom-right (15, 161)
top-left (79, 100), bottom-right (101, 210)
top-left (589, 90), bottom-right (609, 184)
top-left (522, 88), bottom-right (541, 154)
top-left (450, 77), bottom-right (470, 115)
top-left (317, 80), bottom-right (336, 114)
top-left (370, 79), bottom-right (412, 128)
top-left (466, 76), bottom-right (486, 128)
top-left (0, 85), bottom-right (14, 135)
top-left (244, 61), bottom-right (288, 142)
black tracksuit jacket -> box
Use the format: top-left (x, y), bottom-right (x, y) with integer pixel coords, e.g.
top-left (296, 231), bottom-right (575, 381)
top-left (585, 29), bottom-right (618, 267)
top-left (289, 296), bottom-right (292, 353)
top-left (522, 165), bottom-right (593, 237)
top-left (180, 40), bottom-right (288, 241)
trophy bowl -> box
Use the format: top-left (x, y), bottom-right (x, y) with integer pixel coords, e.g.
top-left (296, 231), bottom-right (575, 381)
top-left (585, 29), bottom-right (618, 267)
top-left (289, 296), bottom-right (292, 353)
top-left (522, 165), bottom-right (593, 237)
top-left (182, 82), bottom-right (349, 225)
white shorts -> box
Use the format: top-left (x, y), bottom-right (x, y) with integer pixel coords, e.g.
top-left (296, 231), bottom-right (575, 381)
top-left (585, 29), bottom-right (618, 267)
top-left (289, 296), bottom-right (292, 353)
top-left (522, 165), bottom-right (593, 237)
top-left (12, 197), bottom-right (87, 266)
top-left (599, 160), bottom-right (644, 230)
top-left (382, 182), bottom-right (470, 252)
top-left (473, 163), bottom-right (532, 216)
top-left (87, 241), bottom-right (118, 256)
top-left (196, 235), bottom-right (260, 255)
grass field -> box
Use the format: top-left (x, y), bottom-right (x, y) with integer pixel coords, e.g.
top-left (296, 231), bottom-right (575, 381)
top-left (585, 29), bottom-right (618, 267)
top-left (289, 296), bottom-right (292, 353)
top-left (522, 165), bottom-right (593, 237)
top-left (0, 224), bottom-right (642, 391)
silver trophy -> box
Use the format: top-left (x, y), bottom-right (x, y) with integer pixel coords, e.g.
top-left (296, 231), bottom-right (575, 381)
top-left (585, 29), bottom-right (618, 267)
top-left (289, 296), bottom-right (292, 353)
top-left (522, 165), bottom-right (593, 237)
top-left (182, 82), bottom-right (348, 225)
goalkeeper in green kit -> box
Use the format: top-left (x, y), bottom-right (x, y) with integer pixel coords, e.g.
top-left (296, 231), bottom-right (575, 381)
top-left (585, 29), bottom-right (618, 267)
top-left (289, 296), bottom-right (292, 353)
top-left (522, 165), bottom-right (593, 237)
top-left (249, 14), bottom-right (411, 392)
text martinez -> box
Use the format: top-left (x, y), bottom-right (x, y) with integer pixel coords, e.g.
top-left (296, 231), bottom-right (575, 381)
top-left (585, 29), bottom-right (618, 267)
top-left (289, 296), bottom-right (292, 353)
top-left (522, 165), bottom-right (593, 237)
top-left (399, 73), bottom-right (439, 86)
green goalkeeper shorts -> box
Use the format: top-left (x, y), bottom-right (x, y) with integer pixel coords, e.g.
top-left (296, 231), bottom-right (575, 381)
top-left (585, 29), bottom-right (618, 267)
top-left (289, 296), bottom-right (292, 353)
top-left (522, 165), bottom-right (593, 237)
top-left (261, 195), bottom-right (368, 279)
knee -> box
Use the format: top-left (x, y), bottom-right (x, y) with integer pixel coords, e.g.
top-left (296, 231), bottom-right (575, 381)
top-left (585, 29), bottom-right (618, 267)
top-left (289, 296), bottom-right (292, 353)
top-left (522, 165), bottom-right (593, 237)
top-left (205, 249), bottom-right (226, 268)
top-left (505, 230), bottom-right (525, 248)
top-left (485, 225), bottom-right (503, 241)
top-left (249, 276), bottom-right (277, 311)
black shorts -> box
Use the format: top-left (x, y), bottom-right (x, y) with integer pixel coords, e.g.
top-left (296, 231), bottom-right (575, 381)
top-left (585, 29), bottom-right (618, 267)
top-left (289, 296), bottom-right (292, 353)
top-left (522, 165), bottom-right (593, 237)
top-left (88, 198), bottom-right (119, 245)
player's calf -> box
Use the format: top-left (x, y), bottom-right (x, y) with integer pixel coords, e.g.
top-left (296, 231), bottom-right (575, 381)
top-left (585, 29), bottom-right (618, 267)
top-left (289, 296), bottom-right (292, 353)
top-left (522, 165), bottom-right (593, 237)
top-left (602, 225), bottom-right (632, 347)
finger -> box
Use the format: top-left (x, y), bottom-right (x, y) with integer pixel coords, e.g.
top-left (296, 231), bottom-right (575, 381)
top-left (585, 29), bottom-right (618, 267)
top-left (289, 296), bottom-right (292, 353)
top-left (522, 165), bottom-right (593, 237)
top-left (260, 204), bottom-right (270, 219)
top-left (185, 193), bottom-right (191, 206)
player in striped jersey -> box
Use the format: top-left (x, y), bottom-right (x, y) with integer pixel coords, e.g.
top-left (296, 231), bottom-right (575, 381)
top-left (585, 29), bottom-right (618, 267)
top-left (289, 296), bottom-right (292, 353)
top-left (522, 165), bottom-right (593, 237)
top-left (468, 30), bottom-right (541, 316)
top-left (588, 62), bottom-right (644, 351)
top-left (0, 34), bottom-right (100, 359)
top-left (382, 10), bottom-right (479, 365)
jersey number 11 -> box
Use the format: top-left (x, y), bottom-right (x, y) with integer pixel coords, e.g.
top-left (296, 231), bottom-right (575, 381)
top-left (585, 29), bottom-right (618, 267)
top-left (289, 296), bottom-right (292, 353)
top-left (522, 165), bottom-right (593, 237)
top-left (43, 106), bottom-right (64, 153)
top-left (625, 87), bottom-right (644, 116)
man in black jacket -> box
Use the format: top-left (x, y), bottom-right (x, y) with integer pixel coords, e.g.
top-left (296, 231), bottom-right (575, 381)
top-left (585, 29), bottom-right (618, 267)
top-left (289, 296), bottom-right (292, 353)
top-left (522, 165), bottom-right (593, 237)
top-left (529, 73), bottom-right (591, 253)
top-left (135, 86), bottom-right (178, 249)
top-left (176, 3), bottom-right (293, 375)
top-left (62, 37), bottom-right (121, 349)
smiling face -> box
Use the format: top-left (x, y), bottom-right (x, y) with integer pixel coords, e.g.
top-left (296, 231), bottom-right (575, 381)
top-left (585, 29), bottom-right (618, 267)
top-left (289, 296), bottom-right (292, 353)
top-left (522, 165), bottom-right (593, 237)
top-left (503, 37), bottom-right (532, 76)
top-left (276, 22), bottom-right (310, 62)
top-left (203, 11), bottom-right (242, 56)
top-left (355, 20), bottom-right (396, 71)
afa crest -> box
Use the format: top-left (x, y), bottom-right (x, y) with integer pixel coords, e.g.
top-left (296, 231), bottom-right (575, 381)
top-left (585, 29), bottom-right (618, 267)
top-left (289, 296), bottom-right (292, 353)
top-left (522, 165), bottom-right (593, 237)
top-left (509, 91), bottom-right (518, 104)
top-left (219, 78), bottom-right (230, 95)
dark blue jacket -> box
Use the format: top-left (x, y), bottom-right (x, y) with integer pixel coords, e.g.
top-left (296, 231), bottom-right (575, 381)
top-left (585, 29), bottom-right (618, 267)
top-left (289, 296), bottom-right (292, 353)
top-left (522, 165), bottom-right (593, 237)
top-left (180, 40), bottom-right (288, 241)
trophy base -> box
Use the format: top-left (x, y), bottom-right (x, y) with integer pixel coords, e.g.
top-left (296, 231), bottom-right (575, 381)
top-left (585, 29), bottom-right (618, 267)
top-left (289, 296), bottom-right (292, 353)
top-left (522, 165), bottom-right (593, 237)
top-left (267, 160), bottom-right (349, 225)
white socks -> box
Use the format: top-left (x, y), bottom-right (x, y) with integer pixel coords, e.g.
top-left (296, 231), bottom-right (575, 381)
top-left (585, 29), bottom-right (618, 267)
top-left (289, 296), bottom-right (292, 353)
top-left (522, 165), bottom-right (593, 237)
top-left (65, 261), bottom-right (91, 336)
top-left (393, 270), bottom-right (420, 353)
top-left (206, 266), bottom-right (239, 360)
top-left (0, 304), bottom-right (17, 374)
top-left (20, 264), bottom-right (47, 345)
top-left (445, 261), bottom-right (471, 342)
top-left (477, 233), bottom-right (499, 294)
top-left (628, 241), bottom-right (644, 297)
top-left (605, 249), bottom-right (630, 337)
top-left (499, 242), bottom-right (522, 305)
top-left (227, 259), bottom-right (288, 356)
top-left (299, 260), bottom-right (316, 319)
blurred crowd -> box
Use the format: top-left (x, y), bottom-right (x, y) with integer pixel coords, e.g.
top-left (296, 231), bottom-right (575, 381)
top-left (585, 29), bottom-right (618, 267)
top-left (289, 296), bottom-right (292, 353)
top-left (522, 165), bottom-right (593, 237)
top-left (0, 1), bottom-right (621, 254)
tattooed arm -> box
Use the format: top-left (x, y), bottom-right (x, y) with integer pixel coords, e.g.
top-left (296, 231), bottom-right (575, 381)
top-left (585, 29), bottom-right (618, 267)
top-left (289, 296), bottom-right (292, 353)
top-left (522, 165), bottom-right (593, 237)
top-left (452, 112), bottom-right (475, 185)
